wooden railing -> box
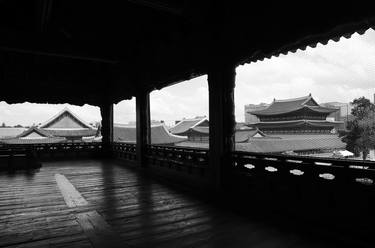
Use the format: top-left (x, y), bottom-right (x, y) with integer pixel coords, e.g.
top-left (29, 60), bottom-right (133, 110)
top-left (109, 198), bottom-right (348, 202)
top-left (112, 143), bottom-right (209, 175)
top-left (0, 146), bottom-right (40, 170)
top-left (230, 151), bottom-right (375, 233)
top-left (231, 151), bottom-right (375, 186)
top-left (1, 142), bottom-right (102, 160)
top-left (112, 142), bottom-right (137, 161)
top-left (146, 145), bottom-right (209, 176)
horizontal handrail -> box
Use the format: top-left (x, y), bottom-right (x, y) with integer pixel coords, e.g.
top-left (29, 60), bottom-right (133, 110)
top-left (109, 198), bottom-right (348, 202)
top-left (147, 145), bottom-right (209, 166)
top-left (112, 142), bottom-right (137, 161)
top-left (232, 150), bottom-right (375, 170)
top-left (0, 142), bottom-right (102, 158)
top-left (231, 150), bottom-right (375, 186)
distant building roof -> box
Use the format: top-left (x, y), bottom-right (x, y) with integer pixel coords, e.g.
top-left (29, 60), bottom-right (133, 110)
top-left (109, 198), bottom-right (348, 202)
top-left (235, 128), bottom-right (267, 142)
top-left (0, 128), bottom-right (27, 139)
top-left (16, 126), bottom-right (53, 138)
top-left (252, 119), bottom-right (339, 129)
top-left (249, 94), bottom-right (338, 116)
top-left (39, 107), bottom-right (93, 129)
top-left (169, 117), bottom-right (208, 135)
top-left (176, 134), bottom-right (345, 154)
top-left (43, 129), bottom-right (97, 138)
top-left (190, 126), bottom-right (209, 134)
top-left (114, 124), bottom-right (187, 145)
top-left (0, 137), bottom-right (65, 144)
top-left (236, 134), bottom-right (345, 153)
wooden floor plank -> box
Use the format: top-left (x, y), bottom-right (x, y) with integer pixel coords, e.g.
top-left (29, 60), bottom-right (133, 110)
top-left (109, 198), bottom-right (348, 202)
top-left (0, 159), bottom-right (363, 248)
top-left (55, 174), bottom-right (88, 208)
top-left (76, 211), bottom-right (127, 248)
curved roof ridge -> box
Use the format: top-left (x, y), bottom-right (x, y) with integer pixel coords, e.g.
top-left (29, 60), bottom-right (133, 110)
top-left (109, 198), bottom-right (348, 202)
top-left (16, 126), bottom-right (53, 138)
top-left (160, 124), bottom-right (188, 140)
top-left (39, 107), bottom-right (93, 129)
top-left (273, 94), bottom-right (311, 103)
top-left (169, 116), bottom-right (207, 134)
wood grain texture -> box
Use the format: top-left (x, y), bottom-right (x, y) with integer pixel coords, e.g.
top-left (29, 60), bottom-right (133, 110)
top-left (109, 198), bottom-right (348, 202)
top-left (0, 159), bottom-right (366, 247)
top-left (55, 173), bottom-right (88, 208)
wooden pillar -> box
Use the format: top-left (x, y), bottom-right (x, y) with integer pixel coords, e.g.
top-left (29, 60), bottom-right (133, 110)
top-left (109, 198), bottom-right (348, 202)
top-left (208, 63), bottom-right (236, 189)
top-left (136, 91), bottom-right (151, 167)
top-left (100, 101), bottom-right (113, 157)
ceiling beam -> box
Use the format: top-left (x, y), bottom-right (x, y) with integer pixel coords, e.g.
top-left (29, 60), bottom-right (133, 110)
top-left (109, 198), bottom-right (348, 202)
top-left (126, 0), bottom-right (183, 16)
top-left (0, 46), bottom-right (119, 64)
top-left (37, 0), bottom-right (54, 32)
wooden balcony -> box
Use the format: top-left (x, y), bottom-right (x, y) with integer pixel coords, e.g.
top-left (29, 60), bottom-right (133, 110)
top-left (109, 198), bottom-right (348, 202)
top-left (3, 142), bottom-right (374, 247)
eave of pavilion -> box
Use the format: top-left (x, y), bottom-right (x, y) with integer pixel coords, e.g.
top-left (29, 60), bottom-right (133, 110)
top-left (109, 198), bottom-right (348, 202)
top-left (251, 104), bottom-right (339, 118)
top-left (253, 119), bottom-right (337, 129)
top-left (0, 2), bottom-right (375, 106)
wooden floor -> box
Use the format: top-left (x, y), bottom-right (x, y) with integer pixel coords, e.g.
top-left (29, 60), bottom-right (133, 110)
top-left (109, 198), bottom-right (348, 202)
top-left (0, 159), bottom-right (359, 248)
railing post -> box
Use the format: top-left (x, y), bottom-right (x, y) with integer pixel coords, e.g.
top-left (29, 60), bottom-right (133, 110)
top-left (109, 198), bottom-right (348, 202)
top-left (208, 62), bottom-right (236, 189)
top-left (100, 100), bottom-right (114, 157)
top-left (136, 91), bottom-right (151, 167)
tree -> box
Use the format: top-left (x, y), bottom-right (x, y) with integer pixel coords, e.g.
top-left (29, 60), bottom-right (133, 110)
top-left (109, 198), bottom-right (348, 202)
top-left (351, 97), bottom-right (375, 120)
top-left (342, 97), bottom-right (375, 160)
top-left (1, 122), bottom-right (5, 128)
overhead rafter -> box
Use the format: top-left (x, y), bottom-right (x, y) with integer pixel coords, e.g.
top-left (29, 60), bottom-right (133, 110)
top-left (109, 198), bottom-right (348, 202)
top-left (0, 46), bottom-right (119, 64)
top-left (37, 0), bottom-right (54, 32)
top-left (126, 0), bottom-right (183, 16)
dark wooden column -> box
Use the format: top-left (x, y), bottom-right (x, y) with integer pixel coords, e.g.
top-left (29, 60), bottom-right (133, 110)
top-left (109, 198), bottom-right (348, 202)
top-left (136, 91), bottom-right (151, 167)
top-left (100, 101), bottom-right (113, 157)
top-left (208, 63), bottom-right (236, 189)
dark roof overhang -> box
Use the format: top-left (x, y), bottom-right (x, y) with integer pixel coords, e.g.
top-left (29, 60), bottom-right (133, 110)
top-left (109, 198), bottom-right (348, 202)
top-left (0, 2), bottom-right (374, 105)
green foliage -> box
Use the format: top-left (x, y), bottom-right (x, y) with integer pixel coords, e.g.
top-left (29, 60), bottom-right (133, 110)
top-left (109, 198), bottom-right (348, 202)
top-left (350, 97), bottom-right (374, 120)
top-left (343, 97), bottom-right (375, 160)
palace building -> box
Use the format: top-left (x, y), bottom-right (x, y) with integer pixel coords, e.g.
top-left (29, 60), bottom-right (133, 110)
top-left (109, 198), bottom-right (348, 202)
top-left (0, 108), bottom-right (97, 144)
top-left (114, 124), bottom-right (187, 145)
top-left (170, 117), bottom-right (267, 145)
top-left (248, 94), bottom-right (342, 134)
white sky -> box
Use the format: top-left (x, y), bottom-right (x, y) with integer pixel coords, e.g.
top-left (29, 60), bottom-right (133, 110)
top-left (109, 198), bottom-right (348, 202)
top-left (1, 29), bottom-right (375, 126)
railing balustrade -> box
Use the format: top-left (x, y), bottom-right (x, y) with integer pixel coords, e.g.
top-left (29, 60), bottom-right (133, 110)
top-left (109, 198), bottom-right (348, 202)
top-left (146, 145), bottom-right (209, 176)
top-left (112, 142), bottom-right (137, 161)
top-left (0, 142), bottom-right (102, 170)
top-left (231, 151), bottom-right (375, 186)
top-left (4, 140), bottom-right (374, 188)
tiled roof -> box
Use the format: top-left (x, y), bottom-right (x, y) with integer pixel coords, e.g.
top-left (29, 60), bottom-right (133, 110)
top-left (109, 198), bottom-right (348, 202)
top-left (250, 95), bottom-right (338, 116)
top-left (42, 129), bottom-right (97, 137)
top-left (169, 117), bottom-right (207, 135)
top-left (236, 135), bottom-right (345, 153)
top-left (17, 126), bottom-right (53, 138)
top-left (191, 126), bottom-right (209, 134)
top-left (254, 120), bottom-right (337, 129)
top-left (176, 134), bottom-right (345, 154)
top-left (235, 129), bottom-right (267, 143)
top-left (114, 125), bottom-right (187, 144)
top-left (0, 137), bottom-right (66, 144)
top-left (0, 128), bottom-right (28, 139)
top-left (186, 126), bottom-right (266, 141)
top-left (39, 107), bottom-right (93, 129)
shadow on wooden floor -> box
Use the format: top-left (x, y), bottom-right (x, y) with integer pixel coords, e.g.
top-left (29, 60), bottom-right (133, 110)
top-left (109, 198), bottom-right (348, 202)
top-left (0, 159), bottom-right (372, 248)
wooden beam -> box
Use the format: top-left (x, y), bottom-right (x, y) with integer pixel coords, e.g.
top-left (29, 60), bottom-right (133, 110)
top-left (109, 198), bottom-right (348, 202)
top-left (100, 102), bottom-right (114, 157)
top-left (208, 63), bottom-right (236, 189)
top-left (136, 91), bottom-right (151, 167)
top-left (0, 46), bottom-right (119, 64)
top-left (126, 0), bottom-right (182, 16)
top-left (36, 0), bottom-right (54, 32)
